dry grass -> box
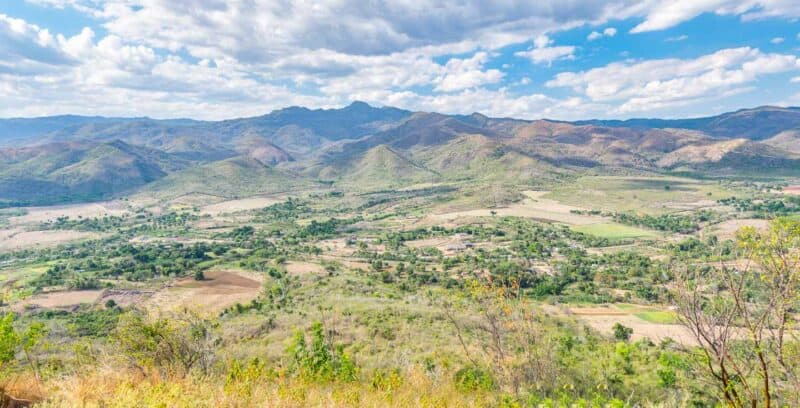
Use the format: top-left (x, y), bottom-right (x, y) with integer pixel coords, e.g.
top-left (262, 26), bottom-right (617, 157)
top-left (0, 229), bottom-right (103, 251)
top-left (199, 197), bottom-right (283, 216)
top-left (426, 190), bottom-right (602, 226)
top-left (284, 261), bottom-right (325, 276)
top-left (9, 201), bottom-right (128, 225)
top-left (709, 218), bottom-right (769, 240)
top-left (35, 365), bottom-right (493, 408)
top-left (562, 305), bottom-right (696, 345)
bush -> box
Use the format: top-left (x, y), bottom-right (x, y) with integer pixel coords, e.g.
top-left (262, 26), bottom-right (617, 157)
top-left (454, 366), bottom-right (495, 391)
top-left (612, 323), bottom-right (633, 341)
top-left (287, 321), bottom-right (358, 382)
top-left (114, 311), bottom-right (218, 377)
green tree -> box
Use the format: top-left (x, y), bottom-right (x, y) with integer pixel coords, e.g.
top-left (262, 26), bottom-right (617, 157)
top-left (0, 314), bottom-right (19, 368)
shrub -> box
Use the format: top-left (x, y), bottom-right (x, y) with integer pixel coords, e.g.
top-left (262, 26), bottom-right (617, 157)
top-left (287, 321), bottom-right (358, 382)
top-left (114, 311), bottom-right (218, 377)
top-left (454, 366), bottom-right (495, 392)
top-left (612, 323), bottom-right (633, 341)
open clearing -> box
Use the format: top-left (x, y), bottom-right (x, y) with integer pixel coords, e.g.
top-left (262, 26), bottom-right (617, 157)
top-left (564, 304), bottom-right (695, 345)
top-left (546, 176), bottom-right (735, 214)
top-left (199, 196), bottom-right (282, 215)
top-left (15, 289), bottom-right (104, 311)
top-left (781, 185), bottom-right (800, 195)
top-left (425, 191), bottom-right (656, 241)
top-left (578, 314), bottom-right (696, 345)
top-left (285, 261), bottom-right (326, 276)
top-left (571, 223), bottom-right (658, 240)
top-left (428, 191), bottom-right (604, 225)
top-left (146, 270), bottom-right (263, 314)
top-left (97, 289), bottom-right (155, 308)
top-left (710, 218), bottom-right (769, 240)
top-left (9, 201), bottom-right (128, 225)
top-left (0, 229), bottom-right (103, 251)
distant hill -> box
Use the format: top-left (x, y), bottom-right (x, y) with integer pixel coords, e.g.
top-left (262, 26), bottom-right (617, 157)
top-left (1, 103), bottom-right (800, 204)
top-left (0, 140), bottom-right (186, 204)
top-left (570, 106), bottom-right (800, 140)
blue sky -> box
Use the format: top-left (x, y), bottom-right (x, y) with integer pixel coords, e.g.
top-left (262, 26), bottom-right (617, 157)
top-left (1, 1), bottom-right (799, 120)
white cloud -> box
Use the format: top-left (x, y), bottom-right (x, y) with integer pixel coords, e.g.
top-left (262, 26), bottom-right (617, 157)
top-left (666, 35), bottom-right (689, 42)
top-left (631, 0), bottom-right (800, 33)
top-left (515, 35), bottom-right (576, 65)
top-left (771, 37), bottom-right (785, 44)
top-left (4, 1), bottom-right (800, 120)
top-left (547, 47), bottom-right (800, 113)
top-left (587, 27), bottom-right (617, 41)
top-left (434, 52), bottom-right (504, 92)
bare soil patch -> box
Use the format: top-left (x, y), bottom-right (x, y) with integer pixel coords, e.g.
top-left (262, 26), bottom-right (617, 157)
top-left (97, 289), bottom-right (155, 308)
top-left (285, 261), bottom-right (325, 276)
top-left (781, 186), bottom-right (800, 196)
top-left (15, 290), bottom-right (104, 311)
top-left (146, 270), bottom-right (263, 314)
top-left (318, 238), bottom-right (357, 257)
top-left (9, 201), bottom-right (128, 225)
top-left (711, 218), bottom-right (768, 240)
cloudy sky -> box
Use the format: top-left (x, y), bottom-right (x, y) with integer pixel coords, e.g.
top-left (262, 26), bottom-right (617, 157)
top-left (1, 1), bottom-right (799, 120)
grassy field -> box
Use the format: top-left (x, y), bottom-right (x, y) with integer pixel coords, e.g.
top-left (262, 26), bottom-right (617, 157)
top-left (571, 222), bottom-right (659, 240)
top-left (634, 310), bottom-right (680, 324)
top-left (546, 175), bottom-right (737, 214)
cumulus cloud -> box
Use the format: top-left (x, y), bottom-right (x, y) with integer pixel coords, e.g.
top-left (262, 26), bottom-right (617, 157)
top-left (771, 37), bottom-right (784, 44)
top-left (515, 35), bottom-right (576, 65)
top-left (630, 0), bottom-right (800, 33)
top-left (587, 27), bottom-right (617, 41)
top-left (547, 47), bottom-right (800, 113)
top-left (434, 52), bottom-right (504, 92)
top-left (3, 1), bottom-right (800, 119)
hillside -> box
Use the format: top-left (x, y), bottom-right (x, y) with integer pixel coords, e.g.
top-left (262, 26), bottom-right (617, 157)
top-left (2, 103), bottom-right (800, 204)
top-left (571, 106), bottom-right (800, 140)
top-left (0, 140), bottom-right (186, 204)
top-left (138, 156), bottom-right (316, 200)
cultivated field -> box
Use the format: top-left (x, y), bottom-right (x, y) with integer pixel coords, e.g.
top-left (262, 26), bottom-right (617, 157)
top-left (146, 270), bottom-right (263, 314)
top-left (15, 289), bottom-right (104, 312)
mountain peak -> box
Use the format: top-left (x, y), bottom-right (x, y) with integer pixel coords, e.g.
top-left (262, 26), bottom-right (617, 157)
top-left (345, 101), bottom-right (373, 110)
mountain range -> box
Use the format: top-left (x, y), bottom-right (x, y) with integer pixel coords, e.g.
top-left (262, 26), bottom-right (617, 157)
top-left (1, 103), bottom-right (799, 205)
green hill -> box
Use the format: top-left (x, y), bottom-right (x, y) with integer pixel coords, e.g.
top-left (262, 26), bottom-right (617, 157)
top-left (0, 140), bottom-right (185, 204)
top-left (139, 156), bottom-right (317, 200)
